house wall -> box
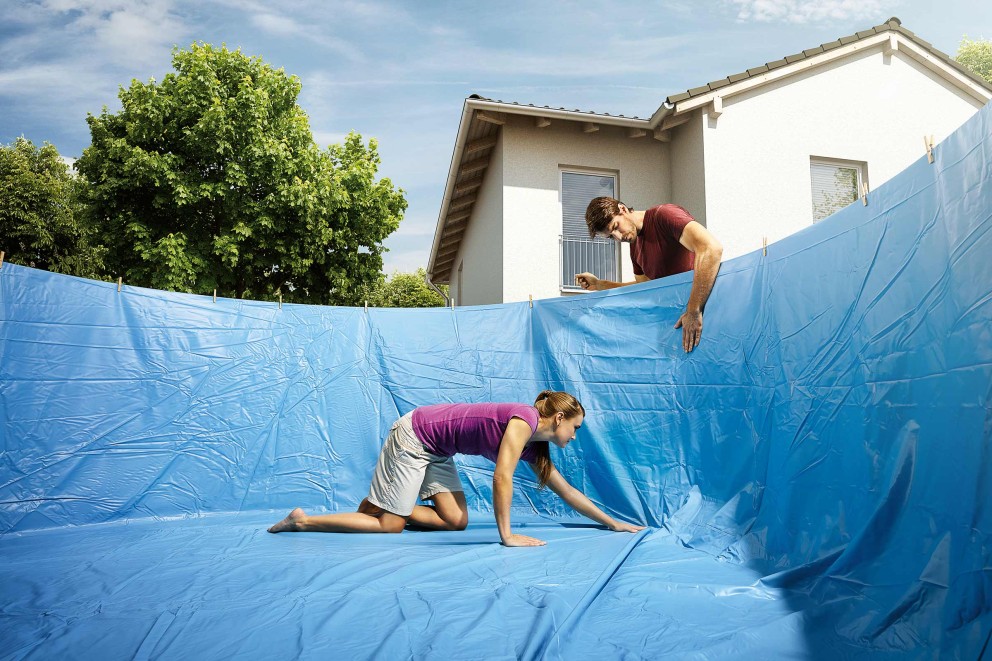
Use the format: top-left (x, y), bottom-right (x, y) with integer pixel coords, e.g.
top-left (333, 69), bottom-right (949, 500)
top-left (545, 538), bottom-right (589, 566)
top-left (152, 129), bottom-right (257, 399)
top-left (500, 116), bottom-right (671, 303)
top-left (453, 133), bottom-right (504, 306)
top-left (669, 110), bottom-right (707, 227)
top-left (701, 45), bottom-right (986, 260)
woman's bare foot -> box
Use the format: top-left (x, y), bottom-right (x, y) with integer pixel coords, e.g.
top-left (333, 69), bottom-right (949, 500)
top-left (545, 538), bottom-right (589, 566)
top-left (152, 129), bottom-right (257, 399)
top-left (268, 507), bottom-right (306, 533)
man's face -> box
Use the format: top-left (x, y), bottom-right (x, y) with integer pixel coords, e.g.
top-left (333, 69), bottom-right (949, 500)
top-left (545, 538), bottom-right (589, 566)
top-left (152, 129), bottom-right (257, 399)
top-left (603, 213), bottom-right (637, 243)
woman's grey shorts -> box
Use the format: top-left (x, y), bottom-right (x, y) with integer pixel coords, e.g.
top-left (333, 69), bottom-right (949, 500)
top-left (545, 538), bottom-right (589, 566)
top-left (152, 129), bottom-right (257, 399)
top-left (366, 412), bottom-right (463, 517)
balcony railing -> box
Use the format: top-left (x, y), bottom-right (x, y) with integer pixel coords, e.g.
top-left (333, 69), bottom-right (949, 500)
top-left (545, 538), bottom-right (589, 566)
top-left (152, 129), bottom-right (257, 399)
top-left (560, 236), bottom-right (619, 291)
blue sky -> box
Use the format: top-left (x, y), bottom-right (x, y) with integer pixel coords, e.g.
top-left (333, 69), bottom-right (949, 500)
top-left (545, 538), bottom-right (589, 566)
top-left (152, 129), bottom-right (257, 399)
top-left (2, 0), bottom-right (990, 274)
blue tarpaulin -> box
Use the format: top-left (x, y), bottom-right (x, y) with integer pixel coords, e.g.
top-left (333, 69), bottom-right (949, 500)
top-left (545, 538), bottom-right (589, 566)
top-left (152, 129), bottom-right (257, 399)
top-left (2, 103), bottom-right (991, 660)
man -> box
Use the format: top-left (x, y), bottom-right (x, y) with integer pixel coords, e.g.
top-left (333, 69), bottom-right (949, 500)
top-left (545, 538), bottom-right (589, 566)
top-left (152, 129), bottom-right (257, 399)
top-left (575, 197), bottom-right (723, 353)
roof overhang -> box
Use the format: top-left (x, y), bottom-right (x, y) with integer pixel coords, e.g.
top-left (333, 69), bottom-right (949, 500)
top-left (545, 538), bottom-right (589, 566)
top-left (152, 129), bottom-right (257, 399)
top-left (670, 31), bottom-right (992, 117)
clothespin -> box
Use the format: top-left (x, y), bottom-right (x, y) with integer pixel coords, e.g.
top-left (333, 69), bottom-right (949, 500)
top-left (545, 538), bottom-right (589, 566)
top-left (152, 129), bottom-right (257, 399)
top-left (117, 276), bottom-right (123, 292)
top-left (529, 294), bottom-right (533, 309)
top-left (364, 300), bottom-right (368, 313)
top-left (924, 135), bottom-right (934, 164)
top-left (861, 182), bottom-right (869, 206)
top-left (279, 293), bottom-right (283, 309)
top-left (213, 289), bottom-right (217, 303)
top-left (450, 297), bottom-right (455, 310)
top-left (762, 237), bottom-right (767, 257)
top-left (0, 251), bottom-right (5, 269)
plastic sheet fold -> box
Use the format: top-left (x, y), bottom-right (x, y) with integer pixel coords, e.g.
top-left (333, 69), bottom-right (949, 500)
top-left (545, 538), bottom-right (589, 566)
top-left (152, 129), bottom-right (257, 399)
top-left (2, 103), bottom-right (991, 659)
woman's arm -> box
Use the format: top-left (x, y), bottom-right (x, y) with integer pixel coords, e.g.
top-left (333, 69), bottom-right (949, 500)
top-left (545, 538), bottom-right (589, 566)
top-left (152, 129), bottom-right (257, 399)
top-left (539, 464), bottom-right (644, 533)
top-left (493, 419), bottom-right (546, 547)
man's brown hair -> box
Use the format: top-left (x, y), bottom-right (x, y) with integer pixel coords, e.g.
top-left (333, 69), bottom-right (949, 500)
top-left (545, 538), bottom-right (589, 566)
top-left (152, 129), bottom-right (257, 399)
top-left (585, 196), bottom-right (625, 238)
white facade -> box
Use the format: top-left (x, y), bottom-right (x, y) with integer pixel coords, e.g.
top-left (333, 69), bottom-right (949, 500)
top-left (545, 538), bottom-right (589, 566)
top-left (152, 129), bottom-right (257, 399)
top-left (702, 47), bottom-right (985, 259)
top-left (500, 116), bottom-right (669, 302)
top-left (433, 21), bottom-right (991, 306)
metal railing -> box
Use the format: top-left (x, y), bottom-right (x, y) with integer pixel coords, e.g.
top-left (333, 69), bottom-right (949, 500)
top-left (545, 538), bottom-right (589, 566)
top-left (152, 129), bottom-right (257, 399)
top-left (559, 236), bottom-right (619, 290)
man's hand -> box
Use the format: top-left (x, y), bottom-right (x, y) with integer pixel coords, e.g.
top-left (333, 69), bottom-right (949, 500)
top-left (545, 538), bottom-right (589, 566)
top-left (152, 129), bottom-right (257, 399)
top-left (609, 521), bottom-right (646, 533)
top-left (674, 308), bottom-right (703, 352)
top-left (575, 272), bottom-right (600, 290)
top-left (501, 534), bottom-right (547, 547)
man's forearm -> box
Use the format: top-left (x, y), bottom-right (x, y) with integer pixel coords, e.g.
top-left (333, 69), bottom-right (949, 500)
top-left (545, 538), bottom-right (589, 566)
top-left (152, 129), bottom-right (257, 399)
top-left (594, 279), bottom-right (638, 290)
top-left (686, 246), bottom-right (723, 311)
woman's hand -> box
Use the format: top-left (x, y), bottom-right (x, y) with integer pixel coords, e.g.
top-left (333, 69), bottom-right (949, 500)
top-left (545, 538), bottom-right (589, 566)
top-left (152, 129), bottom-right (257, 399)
top-left (609, 521), bottom-right (646, 533)
top-left (501, 534), bottom-right (547, 547)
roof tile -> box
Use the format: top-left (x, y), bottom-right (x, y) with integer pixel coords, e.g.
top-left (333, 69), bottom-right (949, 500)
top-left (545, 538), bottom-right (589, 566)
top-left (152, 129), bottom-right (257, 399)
top-left (746, 65), bottom-right (769, 75)
top-left (855, 29), bottom-right (877, 38)
top-left (803, 46), bottom-right (824, 57)
top-left (707, 78), bottom-right (732, 91)
top-left (784, 53), bottom-right (805, 64)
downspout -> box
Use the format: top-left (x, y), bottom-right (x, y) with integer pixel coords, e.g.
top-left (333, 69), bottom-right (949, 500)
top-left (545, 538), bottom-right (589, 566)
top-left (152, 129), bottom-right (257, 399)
top-left (425, 274), bottom-right (449, 306)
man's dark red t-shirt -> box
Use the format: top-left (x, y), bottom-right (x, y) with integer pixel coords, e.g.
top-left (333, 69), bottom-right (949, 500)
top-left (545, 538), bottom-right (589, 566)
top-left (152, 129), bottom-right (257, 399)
top-left (630, 204), bottom-right (696, 280)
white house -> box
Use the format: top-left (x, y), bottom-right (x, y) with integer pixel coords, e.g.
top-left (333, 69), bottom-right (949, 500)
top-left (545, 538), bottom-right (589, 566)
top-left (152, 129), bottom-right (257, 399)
top-left (426, 17), bottom-right (992, 306)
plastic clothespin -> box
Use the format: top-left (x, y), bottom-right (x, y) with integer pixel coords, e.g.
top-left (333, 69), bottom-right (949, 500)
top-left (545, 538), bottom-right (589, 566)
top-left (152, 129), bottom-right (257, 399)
top-left (924, 135), bottom-right (934, 164)
top-left (762, 237), bottom-right (768, 257)
top-left (279, 293), bottom-right (283, 309)
top-left (529, 294), bottom-right (533, 309)
top-left (364, 300), bottom-right (368, 313)
top-left (117, 276), bottom-right (123, 292)
top-left (861, 181), bottom-right (869, 206)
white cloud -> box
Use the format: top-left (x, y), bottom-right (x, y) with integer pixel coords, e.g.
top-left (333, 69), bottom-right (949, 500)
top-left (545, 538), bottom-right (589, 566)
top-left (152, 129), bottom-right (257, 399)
top-left (39, 0), bottom-right (187, 66)
top-left (728, 0), bottom-right (893, 24)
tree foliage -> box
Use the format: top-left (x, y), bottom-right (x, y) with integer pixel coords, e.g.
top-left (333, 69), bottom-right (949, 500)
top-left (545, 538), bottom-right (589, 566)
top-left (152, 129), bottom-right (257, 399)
top-left (363, 268), bottom-right (447, 308)
top-left (956, 37), bottom-right (992, 84)
top-left (76, 43), bottom-right (405, 303)
top-left (0, 138), bottom-right (105, 278)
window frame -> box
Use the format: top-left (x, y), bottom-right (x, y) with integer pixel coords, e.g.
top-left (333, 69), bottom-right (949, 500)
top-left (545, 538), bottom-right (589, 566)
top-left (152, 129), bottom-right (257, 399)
top-left (809, 156), bottom-right (869, 223)
top-left (558, 168), bottom-right (621, 293)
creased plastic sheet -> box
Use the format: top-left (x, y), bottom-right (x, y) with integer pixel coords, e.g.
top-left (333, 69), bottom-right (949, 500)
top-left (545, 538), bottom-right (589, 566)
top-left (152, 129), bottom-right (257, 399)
top-left (2, 103), bottom-right (991, 660)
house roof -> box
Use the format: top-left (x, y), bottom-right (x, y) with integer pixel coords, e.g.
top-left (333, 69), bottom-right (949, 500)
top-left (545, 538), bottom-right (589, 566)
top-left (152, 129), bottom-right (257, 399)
top-left (427, 17), bottom-right (992, 284)
top-left (664, 17), bottom-right (992, 108)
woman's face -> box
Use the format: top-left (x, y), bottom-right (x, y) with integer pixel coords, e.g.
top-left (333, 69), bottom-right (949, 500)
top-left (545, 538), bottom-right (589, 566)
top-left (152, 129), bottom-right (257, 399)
top-left (551, 413), bottom-right (583, 449)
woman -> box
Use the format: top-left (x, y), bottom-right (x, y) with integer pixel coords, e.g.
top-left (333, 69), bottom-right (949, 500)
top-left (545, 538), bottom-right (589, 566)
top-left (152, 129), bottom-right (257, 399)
top-left (268, 390), bottom-right (644, 546)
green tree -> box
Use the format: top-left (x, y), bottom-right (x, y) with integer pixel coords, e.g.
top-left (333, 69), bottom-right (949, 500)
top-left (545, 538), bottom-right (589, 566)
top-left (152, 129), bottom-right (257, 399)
top-left (363, 268), bottom-right (448, 308)
top-left (0, 138), bottom-right (106, 278)
top-left (956, 37), bottom-right (992, 84)
top-left (76, 43), bottom-right (405, 303)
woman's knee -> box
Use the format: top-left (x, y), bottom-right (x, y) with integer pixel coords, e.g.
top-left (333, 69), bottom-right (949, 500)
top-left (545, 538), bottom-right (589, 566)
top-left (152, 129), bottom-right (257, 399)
top-left (379, 514), bottom-right (407, 534)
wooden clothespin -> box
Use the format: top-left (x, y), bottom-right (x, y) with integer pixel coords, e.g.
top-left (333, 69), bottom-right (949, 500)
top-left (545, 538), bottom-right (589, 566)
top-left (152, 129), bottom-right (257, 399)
top-left (762, 237), bottom-right (767, 257)
top-left (924, 135), bottom-right (934, 164)
top-left (529, 294), bottom-right (533, 309)
top-left (0, 251), bottom-right (5, 269)
top-left (861, 181), bottom-right (869, 206)
top-left (117, 276), bottom-right (123, 292)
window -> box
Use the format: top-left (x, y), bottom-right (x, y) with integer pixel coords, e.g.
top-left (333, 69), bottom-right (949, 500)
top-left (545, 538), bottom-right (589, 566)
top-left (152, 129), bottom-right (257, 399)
top-left (810, 157), bottom-right (867, 222)
top-left (560, 171), bottom-right (620, 291)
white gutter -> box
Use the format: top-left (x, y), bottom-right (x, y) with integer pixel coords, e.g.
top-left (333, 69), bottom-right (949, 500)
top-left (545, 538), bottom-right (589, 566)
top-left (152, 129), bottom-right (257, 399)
top-left (466, 97), bottom-right (653, 129)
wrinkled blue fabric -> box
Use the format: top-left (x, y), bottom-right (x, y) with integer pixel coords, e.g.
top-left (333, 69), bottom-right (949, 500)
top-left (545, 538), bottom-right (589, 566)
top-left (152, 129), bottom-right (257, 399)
top-left (2, 103), bottom-right (991, 660)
